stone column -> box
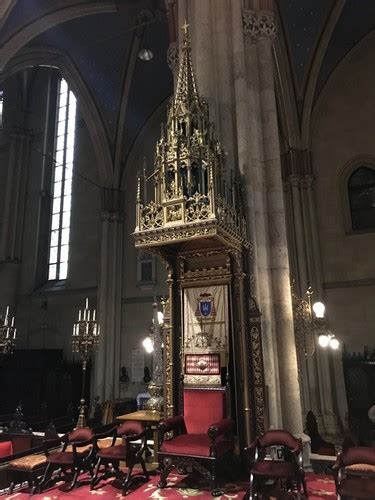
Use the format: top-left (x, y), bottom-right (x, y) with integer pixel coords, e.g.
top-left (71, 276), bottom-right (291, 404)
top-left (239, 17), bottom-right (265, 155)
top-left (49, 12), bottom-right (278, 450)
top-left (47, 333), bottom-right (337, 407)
top-left (289, 174), bottom-right (308, 293)
top-left (94, 189), bottom-right (124, 402)
top-left (242, 10), bottom-right (282, 429)
top-left (304, 175), bottom-right (340, 434)
top-left (255, 10), bottom-right (303, 434)
top-left (282, 149), bottom-right (341, 433)
top-left (0, 129), bottom-right (31, 307)
top-left (182, 0), bottom-right (303, 432)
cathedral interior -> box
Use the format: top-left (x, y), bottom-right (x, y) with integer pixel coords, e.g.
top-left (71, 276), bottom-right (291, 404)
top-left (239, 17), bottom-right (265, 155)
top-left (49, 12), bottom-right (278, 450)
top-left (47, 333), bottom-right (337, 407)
top-left (0, 0), bottom-right (374, 498)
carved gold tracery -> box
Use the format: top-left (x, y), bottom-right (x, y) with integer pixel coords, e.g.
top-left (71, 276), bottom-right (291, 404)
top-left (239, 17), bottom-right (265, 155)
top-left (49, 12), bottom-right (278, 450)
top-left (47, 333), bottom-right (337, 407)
top-left (134, 22), bottom-right (246, 249)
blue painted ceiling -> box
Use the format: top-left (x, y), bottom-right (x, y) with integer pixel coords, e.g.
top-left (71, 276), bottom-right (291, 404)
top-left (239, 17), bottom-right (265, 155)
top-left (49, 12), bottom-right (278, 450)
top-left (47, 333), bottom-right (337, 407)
top-left (22, 4), bottom-right (172, 158)
top-left (277, 0), bottom-right (334, 90)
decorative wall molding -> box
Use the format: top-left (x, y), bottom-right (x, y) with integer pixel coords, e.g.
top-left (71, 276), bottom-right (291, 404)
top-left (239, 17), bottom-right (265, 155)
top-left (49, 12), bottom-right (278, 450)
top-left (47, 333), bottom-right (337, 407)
top-left (242, 9), bottom-right (277, 41)
top-left (324, 278), bottom-right (375, 289)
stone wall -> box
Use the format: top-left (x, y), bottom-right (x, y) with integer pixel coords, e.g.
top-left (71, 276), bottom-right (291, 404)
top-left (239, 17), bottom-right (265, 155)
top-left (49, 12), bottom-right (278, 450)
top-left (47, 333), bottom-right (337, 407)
top-left (311, 32), bottom-right (375, 353)
top-left (0, 67), bottom-right (100, 357)
top-left (120, 100), bottom-right (168, 398)
top-left (311, 33), bottom-right (375, 423)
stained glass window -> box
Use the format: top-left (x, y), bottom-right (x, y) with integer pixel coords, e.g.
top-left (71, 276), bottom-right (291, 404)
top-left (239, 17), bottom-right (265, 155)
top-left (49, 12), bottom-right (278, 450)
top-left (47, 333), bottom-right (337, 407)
top-left (48, 78), bottom-right (76, 280)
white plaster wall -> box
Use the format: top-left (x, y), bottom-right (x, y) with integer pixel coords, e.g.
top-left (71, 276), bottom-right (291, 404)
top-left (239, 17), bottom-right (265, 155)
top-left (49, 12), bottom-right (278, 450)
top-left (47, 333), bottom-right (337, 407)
top-left (311, 36), bottom-right (375, 350)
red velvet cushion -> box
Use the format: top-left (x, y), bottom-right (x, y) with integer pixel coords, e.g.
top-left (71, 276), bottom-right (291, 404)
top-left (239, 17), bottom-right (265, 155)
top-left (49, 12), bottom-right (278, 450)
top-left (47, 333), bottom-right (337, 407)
top-left (183, 389), bottom-right (225, 434)
top-left (98, 445), bottom-right (127, 459)
top-left (251, 460), bottom-right (297, 478)
top-left (0, 441), bottom-right (13, 458)
top-left (47, 449), bottom-right (90, 465)
top-left (160, 434), bottom-right (233, 457)
top-left (69, 427), bottom-right (93, 442)
top-left (338, 477), bottom-right (375, 498)
top-left (117, 421), bottom-right (144, 437)
top-left (342, 447), bottom-right (375, 467)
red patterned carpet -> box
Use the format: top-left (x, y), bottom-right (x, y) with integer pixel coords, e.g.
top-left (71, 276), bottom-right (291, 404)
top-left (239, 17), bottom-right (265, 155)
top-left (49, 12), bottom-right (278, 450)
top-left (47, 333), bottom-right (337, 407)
top-left (3, 473), bottom-right (336, 499)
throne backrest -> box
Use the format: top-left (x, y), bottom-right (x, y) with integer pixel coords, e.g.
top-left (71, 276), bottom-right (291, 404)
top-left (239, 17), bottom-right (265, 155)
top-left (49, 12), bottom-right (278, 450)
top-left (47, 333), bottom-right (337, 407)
top-left (341, 446), bottom-right (375, 467)
top-left (68, 427), bottom-right (93, 443)
top-left (258, 430), bottom-right (301, 452)
top-left (183, 388), bottom-right (226, 434)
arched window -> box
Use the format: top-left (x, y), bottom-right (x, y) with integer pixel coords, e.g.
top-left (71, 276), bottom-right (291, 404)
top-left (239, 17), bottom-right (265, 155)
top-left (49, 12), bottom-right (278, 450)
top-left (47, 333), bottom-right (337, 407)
top-left (48, 78), bottom-right (77, 280)
top-left (136, 251), bottom-right (155, 289)
top-left (348, 167), bottom-right (375, 231)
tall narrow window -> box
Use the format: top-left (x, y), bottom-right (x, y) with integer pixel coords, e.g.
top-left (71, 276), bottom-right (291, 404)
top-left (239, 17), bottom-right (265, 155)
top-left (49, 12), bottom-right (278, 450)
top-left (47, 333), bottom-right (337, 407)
top-left (348, 167), bottom-right (375, 231)
top-left (48, 78), bottom-right (76, 280)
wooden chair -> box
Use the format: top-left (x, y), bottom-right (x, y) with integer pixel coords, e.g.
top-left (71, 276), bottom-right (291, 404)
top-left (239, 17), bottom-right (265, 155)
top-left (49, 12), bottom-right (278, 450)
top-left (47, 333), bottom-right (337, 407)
top-left (91, 420), bottom-right (149, 495)
top-left (158, 386), bottom-right (234, 497)
top-left (245, 429), bottom-right (307, 499)
top-left (333, 446), bottom-right (375, 499)
top-left (38, 427), bottom-right (94, 492)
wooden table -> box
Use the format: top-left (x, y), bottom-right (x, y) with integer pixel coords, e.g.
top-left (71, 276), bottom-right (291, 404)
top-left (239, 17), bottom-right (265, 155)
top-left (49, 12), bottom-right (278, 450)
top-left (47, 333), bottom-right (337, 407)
top-left (116, 410), bottom-right (162, 465)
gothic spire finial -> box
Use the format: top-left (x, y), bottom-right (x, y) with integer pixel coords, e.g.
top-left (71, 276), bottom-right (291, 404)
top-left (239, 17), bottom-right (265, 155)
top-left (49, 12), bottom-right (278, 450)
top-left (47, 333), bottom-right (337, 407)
top-left (181, 19), bottom-right (189, 34)
top-left (174, 20), bottom-right (200, 110)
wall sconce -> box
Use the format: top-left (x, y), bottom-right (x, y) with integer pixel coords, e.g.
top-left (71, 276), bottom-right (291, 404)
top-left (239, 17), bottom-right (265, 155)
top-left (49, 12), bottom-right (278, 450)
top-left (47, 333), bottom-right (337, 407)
top-left (318, 331), bottom-right (339, 350)
top-left (292, 286), bottom-right (339, 356)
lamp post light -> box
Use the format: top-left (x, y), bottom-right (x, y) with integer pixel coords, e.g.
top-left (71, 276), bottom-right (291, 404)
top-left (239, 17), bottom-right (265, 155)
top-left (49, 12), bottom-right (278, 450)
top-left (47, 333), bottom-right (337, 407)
top-left (72, 298), bottom-right (100, 427)
top-left (142, 299), bottom-right (164, 413)
top-left (0, 306), bottom-right (17, 354)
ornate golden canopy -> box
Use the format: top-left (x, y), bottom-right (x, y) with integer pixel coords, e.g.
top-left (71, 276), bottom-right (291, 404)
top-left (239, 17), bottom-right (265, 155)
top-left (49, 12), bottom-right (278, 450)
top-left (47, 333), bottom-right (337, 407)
top-left (134, 24), bottom-right (248, 251)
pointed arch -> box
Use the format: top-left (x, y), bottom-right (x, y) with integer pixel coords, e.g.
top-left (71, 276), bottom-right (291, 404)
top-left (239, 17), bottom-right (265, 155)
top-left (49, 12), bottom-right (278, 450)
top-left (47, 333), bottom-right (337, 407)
top-left (0, 1), bottom-right (117, 71)
top-left (2, 45), bottom-right (113, 187)
top-left (273, 15), bottom-right (301, 151)
top-left (300, 0), bottom-right (346, 150)
top-left (0, 0), bottom-right (16, 31)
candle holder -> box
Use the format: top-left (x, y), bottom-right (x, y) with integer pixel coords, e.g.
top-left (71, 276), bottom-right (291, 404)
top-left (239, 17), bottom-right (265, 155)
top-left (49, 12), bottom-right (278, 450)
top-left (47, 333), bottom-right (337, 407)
top-left (0, 306), bottom-right (17, 355)
top-left (72, 298), bottom-right (100, 427)
top-left (145, 298), bottom-right (164, 413)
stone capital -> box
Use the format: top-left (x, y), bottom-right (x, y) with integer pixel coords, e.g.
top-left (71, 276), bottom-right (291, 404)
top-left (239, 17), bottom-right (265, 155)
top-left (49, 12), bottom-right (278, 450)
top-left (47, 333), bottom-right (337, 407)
top-left (288, 173), bottom-right (301, 189)
top-left (100, 209), bottom-right (124, 223)
top-left (301, 174), bottom-right (314, 189)
top-left (242, 9), bottom-right (277, 41)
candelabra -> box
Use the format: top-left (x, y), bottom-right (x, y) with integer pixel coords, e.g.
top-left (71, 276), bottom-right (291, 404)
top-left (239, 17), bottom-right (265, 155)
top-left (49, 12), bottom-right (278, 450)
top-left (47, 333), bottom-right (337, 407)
top-left (0, 306), bottom-right (17, 354)
top-left (72, 298), bottom-right (100, 427)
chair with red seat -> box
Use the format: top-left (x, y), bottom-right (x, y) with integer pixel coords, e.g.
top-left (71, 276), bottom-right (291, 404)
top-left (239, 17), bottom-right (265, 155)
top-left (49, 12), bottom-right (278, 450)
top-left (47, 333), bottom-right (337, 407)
top-left (90, 420), bottom-right (149, 495)
top-left (245, 429), bottom-right (307, 499)
top-left (333, 446), bottom-right (375, 499)
top-left (158, 386), bottom-right (234, 497)
top-left (38, 427), bottom-right (94, 492)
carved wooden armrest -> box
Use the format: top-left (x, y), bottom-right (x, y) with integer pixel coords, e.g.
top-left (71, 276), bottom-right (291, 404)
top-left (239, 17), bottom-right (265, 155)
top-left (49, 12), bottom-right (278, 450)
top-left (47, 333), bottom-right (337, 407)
top-left (93, 427), bottom-right (117, 450)
top-left (43, 436), bottom-right (65, 456)
top-left (159, 416), bottom-right (186, 435)
top-left (208, 418), bottom-right (234, 440)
